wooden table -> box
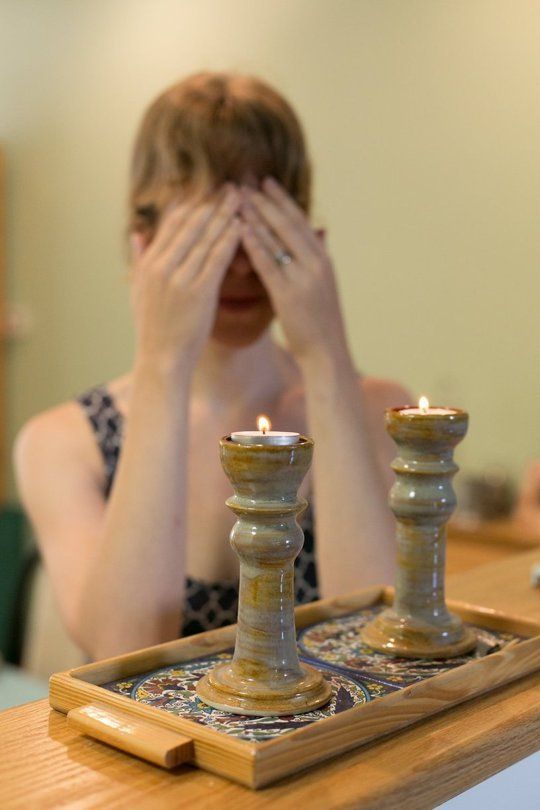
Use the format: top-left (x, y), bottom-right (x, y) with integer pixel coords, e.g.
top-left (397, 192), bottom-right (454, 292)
top-left (447, 517), bottom-right (540, 575)
top-left (2, 550), bottom-right (540, 809)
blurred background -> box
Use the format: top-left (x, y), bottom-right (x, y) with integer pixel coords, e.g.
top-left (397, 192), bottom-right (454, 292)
top-left (1, 0), bottom-right (540, 703)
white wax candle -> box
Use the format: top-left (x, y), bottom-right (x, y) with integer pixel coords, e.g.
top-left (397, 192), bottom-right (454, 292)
top-left (399, 407), bottom-right (457, 416)
top-left (230, 430), bottom-right (300, 446)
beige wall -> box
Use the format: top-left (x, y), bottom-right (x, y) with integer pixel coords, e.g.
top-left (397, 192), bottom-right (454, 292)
top-left (1, 0), bottom-right (540, 496)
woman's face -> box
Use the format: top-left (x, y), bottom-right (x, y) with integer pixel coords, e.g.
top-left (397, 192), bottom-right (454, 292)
top-left (211, 173), bottom-right (275, 347)
top-left (133, 184), bottom-right (275, 348)
top-left (211, 242), bottom-right (274, 347)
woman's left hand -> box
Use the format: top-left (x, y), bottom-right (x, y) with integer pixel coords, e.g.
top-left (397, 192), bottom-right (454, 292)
top-left (240, 177), bottom-right (350, 368)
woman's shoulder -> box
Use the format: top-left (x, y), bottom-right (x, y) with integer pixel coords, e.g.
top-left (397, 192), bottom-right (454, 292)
top-left (361, 375), bottom-right (413, 411)
top-left (14, 379), bottom-right (125, 482)
top-left (279, 368), bottom-right (412, 411)
top-left (16, 398), bottom-right (91, 455)
top-left (13, 398), bottom-right (102, 509)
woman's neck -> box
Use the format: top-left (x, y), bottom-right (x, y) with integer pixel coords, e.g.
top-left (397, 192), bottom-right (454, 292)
top-left (192, 331), bottom-right (295, 414)
top-left (113, 332), bottom-right (298, 421)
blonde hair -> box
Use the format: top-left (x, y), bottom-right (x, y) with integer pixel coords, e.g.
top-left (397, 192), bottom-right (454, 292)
top-left (129, 72), bottom-right (311, 234)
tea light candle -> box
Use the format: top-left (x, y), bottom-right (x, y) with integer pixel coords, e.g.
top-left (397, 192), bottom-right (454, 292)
top-left (361, 397), bottom-right (475, 658)
top-left (400, 396), bottom-right (457, 416)
top-left (231, 415), bottom-right (299, 446)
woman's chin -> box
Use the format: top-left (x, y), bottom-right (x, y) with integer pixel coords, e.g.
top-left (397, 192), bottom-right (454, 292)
top-left (211, 310), bottom-right (274, 348)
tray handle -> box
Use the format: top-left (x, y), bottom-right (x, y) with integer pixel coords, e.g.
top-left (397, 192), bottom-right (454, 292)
top-left (67, 703), bottom-right (194, 768)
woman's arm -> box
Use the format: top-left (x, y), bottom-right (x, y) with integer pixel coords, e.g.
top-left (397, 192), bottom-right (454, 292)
top-left (300, 356), bottom-right (408, 595)
top-left (15, 376), bottom-right (190, 659)
top-left (241, 178), bottom-right (410, 595)
top-left (15, 187), bottom-right (241, 659)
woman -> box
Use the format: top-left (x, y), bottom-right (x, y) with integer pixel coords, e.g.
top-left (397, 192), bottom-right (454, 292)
top-left (514, 462), bottom-right (540, 533)
top-left (15, 72), bottom-right (410, 660)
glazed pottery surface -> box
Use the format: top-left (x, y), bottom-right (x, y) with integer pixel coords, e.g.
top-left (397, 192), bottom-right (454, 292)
top-left (361, 407), bottom-right (477, 658)
top-left (196, 436), bottom-right (332, 715)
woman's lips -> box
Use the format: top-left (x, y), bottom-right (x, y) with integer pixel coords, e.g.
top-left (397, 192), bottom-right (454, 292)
top-left (218, 296), bottom-right (265, 312)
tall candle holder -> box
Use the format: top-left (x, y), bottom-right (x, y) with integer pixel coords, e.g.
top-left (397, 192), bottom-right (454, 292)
top-left (361, 406), bottom-right (477, 659)
top-left (196, 436), bottom-right (332, 716)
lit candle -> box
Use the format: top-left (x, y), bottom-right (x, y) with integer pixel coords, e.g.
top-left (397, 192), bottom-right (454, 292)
top-left (399, 396), bottom-right (458, 416)
top-left (230, 415), bottom-right (300, 446)
top-left (361, 398), bottom-right (474, 658)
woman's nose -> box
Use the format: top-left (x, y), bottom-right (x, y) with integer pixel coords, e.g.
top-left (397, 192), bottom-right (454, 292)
top-left (229, 246), bottom-right (255, 276)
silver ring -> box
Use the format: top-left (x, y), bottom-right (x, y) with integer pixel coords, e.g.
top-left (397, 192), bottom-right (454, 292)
top-left (274, 249), bottom-right (293, 266)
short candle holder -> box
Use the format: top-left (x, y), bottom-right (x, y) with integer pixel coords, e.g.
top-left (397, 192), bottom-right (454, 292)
top-left (196, 436), bottom-right (332, 716)
top-left (361, 406), bottom-right (477, 659)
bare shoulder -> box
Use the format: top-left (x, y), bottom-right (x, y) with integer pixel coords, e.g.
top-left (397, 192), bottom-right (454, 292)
top-left (16, 400), bottom-right (92, 456)
top-left (360, 375), bottom-right (414, 414)
top-left (14, 398), bottom-right (103, 490)
top-left (275, 367), bottom-right (413, 428)
top-left (359, 376), bottom-right (413, 483)
top-left (15, 372), bottom-right (129, 474)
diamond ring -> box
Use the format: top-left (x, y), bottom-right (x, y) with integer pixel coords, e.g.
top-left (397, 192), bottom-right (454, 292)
top-left (274, 249), bottom-right (293, 266)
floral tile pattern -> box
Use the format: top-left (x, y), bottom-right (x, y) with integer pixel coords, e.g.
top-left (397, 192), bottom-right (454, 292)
top-left (102, 607), bottom-right (521, 742)
top-left (298, 606), bottom-right (520, 686)
top-left (103, 651), bottom-right (386, 742)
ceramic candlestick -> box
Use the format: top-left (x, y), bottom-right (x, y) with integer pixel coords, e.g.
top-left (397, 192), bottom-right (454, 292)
top-left (196, 436), bottom-right (332, 716)
top-left (361, 407), bottom-right (477, 659)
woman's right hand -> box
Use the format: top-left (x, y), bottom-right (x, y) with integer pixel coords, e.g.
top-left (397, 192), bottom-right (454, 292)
top-left (131, 184), bottom-right (241, 378)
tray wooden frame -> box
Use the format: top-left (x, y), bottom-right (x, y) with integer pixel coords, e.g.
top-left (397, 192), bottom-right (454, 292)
top-left (49, 586), bottom-right (540, 788)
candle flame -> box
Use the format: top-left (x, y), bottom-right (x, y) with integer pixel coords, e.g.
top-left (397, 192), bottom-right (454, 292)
top-left (419, 396), bottom-right (429, 414)
top-left (257, 414), bottom-right (271, 434)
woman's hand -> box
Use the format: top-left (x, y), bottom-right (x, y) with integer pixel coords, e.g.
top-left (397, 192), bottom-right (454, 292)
top-left (240, 179), bottom-right (398, 595)
top-left (131, 185), bottom-right (241, 377)
top-left (240, 177), bottom-right (350, 369)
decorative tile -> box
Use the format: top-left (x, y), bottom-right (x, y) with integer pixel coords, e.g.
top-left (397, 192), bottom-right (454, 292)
top-left (102, 606), bottom-right (522, 741)
top-left (103, 652), bottom-right (384, 743)
top-left (298, 607), bottom-right (520, 686)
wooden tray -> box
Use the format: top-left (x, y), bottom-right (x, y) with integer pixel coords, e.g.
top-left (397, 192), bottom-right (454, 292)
top-left (49, 586), bottom-right (540, 788)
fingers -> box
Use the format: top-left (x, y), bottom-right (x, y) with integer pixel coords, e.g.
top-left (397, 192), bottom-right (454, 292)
top-left (143, 198), bottom-right (195, 260)
top-left (240, 220), bottom-right (285, 296)
top-left (199, 217), bottom-right (242, 289)
top-left (262, 177), bottom-right (311, 233)
top-left (180, 187), bottom-right (241, 281)
top-left (164, 187), bottom-right (237, 271)
top-left (241, 200), bottom-right (286, 263)
top-left (147, 184), bottom-right (231, 267)
top-left (244, 180), bottom-right (321, 257)
top-left (130, 232), bottom-right (146, 262)
top-left (129, 231), bottom-right (153, 283)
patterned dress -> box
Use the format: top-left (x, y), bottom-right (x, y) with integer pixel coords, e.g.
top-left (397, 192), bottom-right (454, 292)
top-left (77, 386), bottom-right (319, 636)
